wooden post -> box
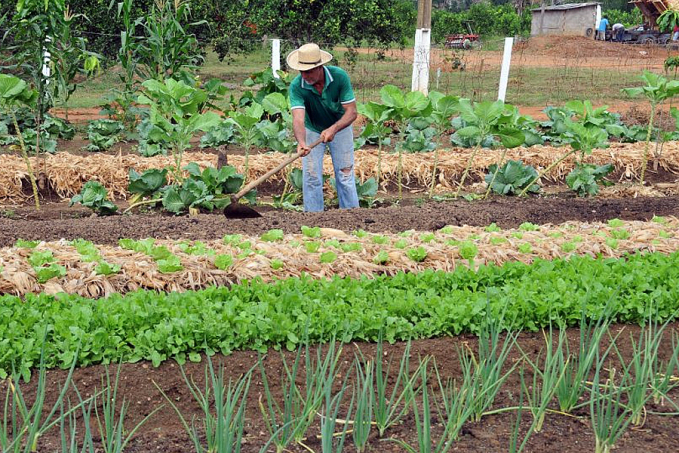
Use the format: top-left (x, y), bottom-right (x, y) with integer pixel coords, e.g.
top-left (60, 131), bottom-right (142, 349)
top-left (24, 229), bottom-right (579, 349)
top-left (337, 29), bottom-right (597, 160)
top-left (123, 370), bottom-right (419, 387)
top-left (539, 2), bottom-right (546, 35)
top-left (412, 0), bottom-right (433, 94)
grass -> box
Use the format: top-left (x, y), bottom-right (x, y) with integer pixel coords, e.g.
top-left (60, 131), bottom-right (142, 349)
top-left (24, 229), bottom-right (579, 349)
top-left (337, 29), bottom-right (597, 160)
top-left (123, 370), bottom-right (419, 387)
top-left (59, 44), bottom-right (669, 111)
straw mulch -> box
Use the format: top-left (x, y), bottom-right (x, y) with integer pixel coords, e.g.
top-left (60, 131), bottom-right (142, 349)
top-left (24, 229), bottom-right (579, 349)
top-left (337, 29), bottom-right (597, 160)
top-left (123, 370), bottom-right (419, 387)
top-left (1, 141), bottom-right (679, 203)
top-left (1, 218), bottom-right (677, 298)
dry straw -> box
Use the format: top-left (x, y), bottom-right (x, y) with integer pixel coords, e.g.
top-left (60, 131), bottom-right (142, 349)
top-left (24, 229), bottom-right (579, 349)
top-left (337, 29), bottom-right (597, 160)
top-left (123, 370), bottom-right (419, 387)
top-left (2, 142), bottom-right (679, 203)
top-left (1, 218), bottom-right (677, 298)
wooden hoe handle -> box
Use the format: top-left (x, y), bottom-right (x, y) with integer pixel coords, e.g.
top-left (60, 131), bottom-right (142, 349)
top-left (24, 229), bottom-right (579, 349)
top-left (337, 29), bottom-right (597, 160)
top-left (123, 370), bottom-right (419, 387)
top-left (232, 137), bottom-right (323, 201)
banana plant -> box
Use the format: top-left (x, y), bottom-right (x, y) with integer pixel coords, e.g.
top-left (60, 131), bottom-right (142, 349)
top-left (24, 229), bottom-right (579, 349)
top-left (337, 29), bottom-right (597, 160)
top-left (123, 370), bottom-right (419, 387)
top-left (380, 85), bottom-right (432, 200)
top-left (137, 78), bottom-right (221, 181)
top-left (452, 99), bottom-right (524, 198)
top-left (623, 71), bottom-right (679, 185)
top-left (0, 74), bottom-right (40, 210)
top-left (357, 101), bottom-right (392, 190)
top-left (427, 91), bottom-right (459, 197)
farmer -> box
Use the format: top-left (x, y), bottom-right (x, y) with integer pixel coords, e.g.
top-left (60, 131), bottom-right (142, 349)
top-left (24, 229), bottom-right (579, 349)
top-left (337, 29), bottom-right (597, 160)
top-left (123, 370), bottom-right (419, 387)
top-left (612, 23), bottom-right (625, 42)
top-left (287, 43), bottom-right (359, 212)
top-left (597, 17), bottom-right (609, 41)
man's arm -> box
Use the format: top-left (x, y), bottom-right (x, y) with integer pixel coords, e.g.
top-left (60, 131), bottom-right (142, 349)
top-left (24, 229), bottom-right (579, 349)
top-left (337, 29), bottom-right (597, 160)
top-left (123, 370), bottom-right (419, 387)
top-left (292, 108), bottom-right (311, 156)
top-left (320, 101), bottom-right (357, 143)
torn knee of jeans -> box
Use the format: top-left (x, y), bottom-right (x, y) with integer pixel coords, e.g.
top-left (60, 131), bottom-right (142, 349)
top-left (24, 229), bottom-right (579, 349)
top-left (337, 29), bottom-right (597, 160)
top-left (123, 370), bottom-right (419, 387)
top-left (340, 166), bottom-right (353, 178)
top-left (306, 168), bottom-right (318, 180)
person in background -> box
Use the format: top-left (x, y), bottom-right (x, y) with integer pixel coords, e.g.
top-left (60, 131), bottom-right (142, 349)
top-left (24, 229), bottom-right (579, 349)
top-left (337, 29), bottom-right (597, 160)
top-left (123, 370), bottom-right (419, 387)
top-left (287, 43), bottom-right (359, 212)
top-left (597, 17), bottom-right (609, 41)
top-left (612, 23), bottom-right (625, 42)
top-left (673, 24), bottom-right (679, 41)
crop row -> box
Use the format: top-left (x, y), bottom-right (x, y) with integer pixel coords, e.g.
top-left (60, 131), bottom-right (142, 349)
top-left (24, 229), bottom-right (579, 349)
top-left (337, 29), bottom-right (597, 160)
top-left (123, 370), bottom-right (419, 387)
top-left (1, 250), bottom-right (679, 378)
top-left (6, 314), bottom-right (678, 453)
top-left (0, 217), bottom-right (676, 297)
top-left (2, 141), bottom-right (678, 204)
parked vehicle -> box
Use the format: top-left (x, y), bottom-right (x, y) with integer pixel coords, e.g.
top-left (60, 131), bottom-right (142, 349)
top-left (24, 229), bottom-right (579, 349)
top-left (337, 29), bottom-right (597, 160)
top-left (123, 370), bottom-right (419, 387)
top-left (445, 21), bottom-right (480, 49)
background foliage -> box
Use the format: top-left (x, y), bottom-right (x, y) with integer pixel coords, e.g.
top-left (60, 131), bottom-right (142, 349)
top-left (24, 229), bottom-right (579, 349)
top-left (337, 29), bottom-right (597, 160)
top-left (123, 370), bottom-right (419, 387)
top-left (0, 0), bottom-right (644, 65)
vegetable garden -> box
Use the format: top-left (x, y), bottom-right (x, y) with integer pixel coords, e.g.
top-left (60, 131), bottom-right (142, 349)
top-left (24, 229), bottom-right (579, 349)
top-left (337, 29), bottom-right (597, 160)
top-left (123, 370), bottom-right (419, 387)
top-left (3, 0), bottom-right (679, 451)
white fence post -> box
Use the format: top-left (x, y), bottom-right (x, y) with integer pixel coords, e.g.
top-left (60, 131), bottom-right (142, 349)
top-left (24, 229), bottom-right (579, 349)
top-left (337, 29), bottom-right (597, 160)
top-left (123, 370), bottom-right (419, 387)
top-left (271, 39), bottom-right (281, 78)
top-left (42, 37), bottom-right (52, 82)
top-left (411, 28), bottom-right (431, 95)
top-left (497, 37), bottom-right (514, 102)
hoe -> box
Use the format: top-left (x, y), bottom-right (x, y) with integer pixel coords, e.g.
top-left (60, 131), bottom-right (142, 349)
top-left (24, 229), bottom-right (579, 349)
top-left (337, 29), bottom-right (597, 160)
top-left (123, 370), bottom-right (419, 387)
top-left (223, 137), bottom-right (322, 219)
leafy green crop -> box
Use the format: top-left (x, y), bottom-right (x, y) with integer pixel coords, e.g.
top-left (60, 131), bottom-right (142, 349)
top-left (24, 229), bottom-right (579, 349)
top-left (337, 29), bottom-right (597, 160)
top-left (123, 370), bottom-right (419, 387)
top-left (261, 229), bottom-right (284, 242)
top-left (301, 226), bottom-right (321, 238)
top-left (128, 168), bottom-right (168, 200)
top-left (69, 181), bottom-right (118, 216)
top-left (320, 251), bottom-right (338, 264)
top-left (27, 250), bottom-right (66, 283)
top-left (566, 163), bottom-right (614, 197)
top-left (161, 163), bottom-right (252, 214)
top-left (519, 222), bottom-right (539, 232)
top-left (95, 261), bottom-right (121, 276)
top-left (373, 251), bottom-right (390, 265)
top-left (15, 239), bottom-right (39, 249)
top-left (214, 254), bottom-right (234, 270)
top-left (305, 242), bottom-right (321, 253)
top-left (85, 119), bottom-right (125, 152)
top-left (485, 160), bottom-right (539, 196)
top-left (458, 241), bottom-right (478, 262)
top-left (406, 246), bottom-right (428, 262)
top-left (340, 242), bottom-right (363, 253)
top-left (157, 255), bottom-right (184, 273)
top-left (3, 252), bottom-right (679, 373)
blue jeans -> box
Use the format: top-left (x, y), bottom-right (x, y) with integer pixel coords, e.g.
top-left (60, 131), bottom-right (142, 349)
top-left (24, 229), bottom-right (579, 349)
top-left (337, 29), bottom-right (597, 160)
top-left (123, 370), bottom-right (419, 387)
top-left (302, 126), bottom-right (359, 212)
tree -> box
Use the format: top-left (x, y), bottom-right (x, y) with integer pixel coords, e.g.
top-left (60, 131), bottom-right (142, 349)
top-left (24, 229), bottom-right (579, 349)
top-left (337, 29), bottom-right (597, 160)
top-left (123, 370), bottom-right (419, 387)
top-left (251, 0), bottom-right (415, 51)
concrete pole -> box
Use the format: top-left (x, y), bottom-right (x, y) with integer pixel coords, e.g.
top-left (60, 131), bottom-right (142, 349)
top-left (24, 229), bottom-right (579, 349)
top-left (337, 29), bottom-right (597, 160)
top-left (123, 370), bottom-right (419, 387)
top-left (42, 36), bottom-right (52, 82)
top-left (411, 0), bottom-right (432, 94)
top-left (497, 37), bottom-right (514, 102)
top-left (271, 39), bottom-right (281, 78)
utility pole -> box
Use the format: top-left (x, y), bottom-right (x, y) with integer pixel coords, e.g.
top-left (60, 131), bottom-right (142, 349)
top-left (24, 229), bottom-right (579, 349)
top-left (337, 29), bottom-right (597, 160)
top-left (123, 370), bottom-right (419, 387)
top-left (412, 0), bottom-right (432, 94)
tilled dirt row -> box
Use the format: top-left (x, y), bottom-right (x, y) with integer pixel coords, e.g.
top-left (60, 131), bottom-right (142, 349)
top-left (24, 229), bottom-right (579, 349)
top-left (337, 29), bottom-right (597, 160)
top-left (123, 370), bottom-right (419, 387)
top-left (2, 195), bottom-right (679, 248)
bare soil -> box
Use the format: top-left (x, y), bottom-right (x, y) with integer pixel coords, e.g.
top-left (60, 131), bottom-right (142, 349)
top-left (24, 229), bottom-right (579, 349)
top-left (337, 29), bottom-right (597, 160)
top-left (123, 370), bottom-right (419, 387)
top-left (3, 194), bottom-right (679, 248)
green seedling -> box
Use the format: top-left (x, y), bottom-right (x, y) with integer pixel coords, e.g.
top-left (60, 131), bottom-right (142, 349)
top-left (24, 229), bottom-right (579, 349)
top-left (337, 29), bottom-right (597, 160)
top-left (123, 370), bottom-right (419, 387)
top-left (623, 71), bottom-right (679, 185)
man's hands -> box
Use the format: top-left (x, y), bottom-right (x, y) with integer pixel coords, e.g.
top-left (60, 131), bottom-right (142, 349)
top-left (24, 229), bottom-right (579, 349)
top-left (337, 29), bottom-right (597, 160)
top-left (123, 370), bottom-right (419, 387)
top-left (297, 142), bottom-right (312, 157)
top-left (319, 125), bottom-right (337, 143)
top-left (297, 126), bottom-right (337, 156)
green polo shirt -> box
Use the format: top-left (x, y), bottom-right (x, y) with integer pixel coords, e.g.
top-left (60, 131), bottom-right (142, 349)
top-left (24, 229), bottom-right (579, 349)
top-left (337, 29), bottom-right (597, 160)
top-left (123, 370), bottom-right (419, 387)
top-left (289, 65), bottom-right (355, 133)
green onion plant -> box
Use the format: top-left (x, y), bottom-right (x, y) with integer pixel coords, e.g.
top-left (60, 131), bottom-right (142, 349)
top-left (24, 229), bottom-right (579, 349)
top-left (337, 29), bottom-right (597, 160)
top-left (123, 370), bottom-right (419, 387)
top-left (373, 340), bottom-right (421, 437)
top-left (1, 343), bottom-right (79, 453)
top-left (590, 357), bottom-right (632, 453)
top-left (351, 356), bottom-right (374, 452)
top-left (95, 364), bottom-right (160, 453)
top-left (555, 313), bottom-right (612, 413)
top-left (157, 356), bottom-right (252, 453)
top-left (519, 327), bottom-right (568, 432)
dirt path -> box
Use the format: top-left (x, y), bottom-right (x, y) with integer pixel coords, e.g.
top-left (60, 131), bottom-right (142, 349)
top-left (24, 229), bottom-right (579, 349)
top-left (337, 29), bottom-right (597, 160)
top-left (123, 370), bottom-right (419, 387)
top-left (2, 195), bottom-right (678, 248)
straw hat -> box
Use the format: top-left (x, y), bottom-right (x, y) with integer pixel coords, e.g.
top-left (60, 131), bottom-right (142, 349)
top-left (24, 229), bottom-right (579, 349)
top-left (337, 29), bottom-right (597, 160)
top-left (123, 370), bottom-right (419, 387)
top-left (286, 43), bottom-right (332, 71)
